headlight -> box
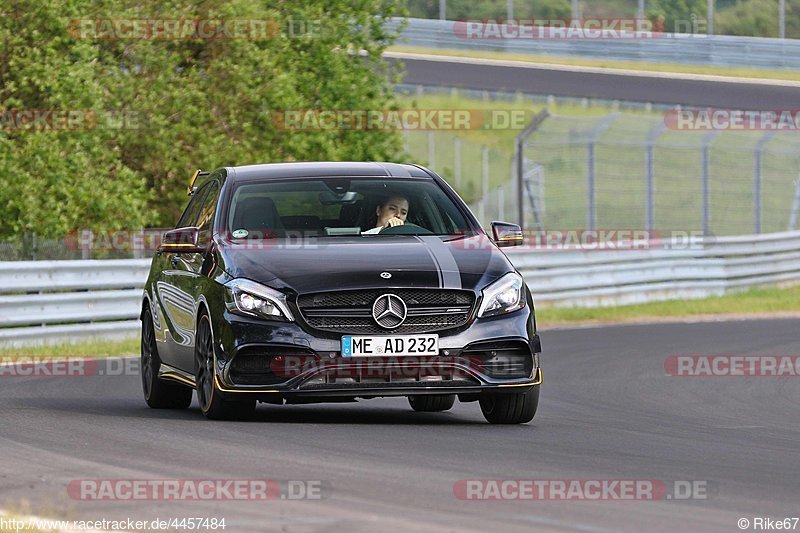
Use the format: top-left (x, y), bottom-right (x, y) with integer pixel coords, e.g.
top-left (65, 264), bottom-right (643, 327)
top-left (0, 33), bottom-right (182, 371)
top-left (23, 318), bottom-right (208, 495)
top-left (224, 279), bottom-right (294, 321)
top-left (477, 272), bottom-right (525, 318)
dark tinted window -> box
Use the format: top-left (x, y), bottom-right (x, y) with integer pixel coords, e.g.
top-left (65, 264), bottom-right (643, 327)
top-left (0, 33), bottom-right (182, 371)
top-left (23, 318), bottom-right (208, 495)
top-left (226, 177), bottom-right (476, 237)
top-left (196, 181), bottom-right (220, 246)
top-left (176, 184), bottom-right (210, 228)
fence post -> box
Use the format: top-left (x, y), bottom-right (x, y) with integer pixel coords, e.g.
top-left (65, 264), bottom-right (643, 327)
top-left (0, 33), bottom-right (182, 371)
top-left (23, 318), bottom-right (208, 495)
top-left (454, 137), bottom-right (461, 189)
top-left (788, 177), bottom-right (800, 231)
top-left (427, 131), bottom-right (435, 169)
top-left (585, 113), bottom-right (619, 231)
top-left (707, 0), bottom-right (714, 35)
top-left (701, 131), bottom-right (719, 236)
top-left (498, 186), bottom-right (505, 221)
top-left (587, 142), bottom-right (596, 230)
top-left (754, 131), bottom-right (776, 234)
top-left (644, 121), bottom-right (666, 232)
top-left (481, 145), bottom-right (489, 223)
top-left (515, 109), bottom-right (550, 228)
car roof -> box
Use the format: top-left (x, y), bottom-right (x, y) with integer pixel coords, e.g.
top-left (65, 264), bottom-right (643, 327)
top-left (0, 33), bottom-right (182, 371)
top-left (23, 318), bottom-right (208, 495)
top-left (225, 162), bottom-right (433, 182)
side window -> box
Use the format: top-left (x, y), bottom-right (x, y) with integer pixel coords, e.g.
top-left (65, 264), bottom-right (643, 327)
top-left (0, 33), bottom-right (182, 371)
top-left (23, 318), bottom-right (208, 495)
top-left (176, 184), bottom-right (210, 228)
top-left (196, 181), bottom-right (220, 246)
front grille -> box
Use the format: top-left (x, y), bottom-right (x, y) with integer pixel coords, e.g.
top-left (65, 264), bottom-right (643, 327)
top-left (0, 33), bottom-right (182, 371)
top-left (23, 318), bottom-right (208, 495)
top-left (296, 289), bottom-right (475, 335)
top-left (299, 379), bottom-right (478, 391)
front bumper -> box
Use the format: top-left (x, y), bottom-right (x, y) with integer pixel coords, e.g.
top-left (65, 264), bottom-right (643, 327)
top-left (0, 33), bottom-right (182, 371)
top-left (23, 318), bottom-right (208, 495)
top-left (211, 307), bottom-right (541, 399)
top-left (214, 368), bottom-right (542, 401)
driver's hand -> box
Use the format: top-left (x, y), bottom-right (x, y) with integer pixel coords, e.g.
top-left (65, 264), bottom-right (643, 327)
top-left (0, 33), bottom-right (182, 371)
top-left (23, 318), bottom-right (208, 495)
top-left (385, 217), bottom-right (404, 228)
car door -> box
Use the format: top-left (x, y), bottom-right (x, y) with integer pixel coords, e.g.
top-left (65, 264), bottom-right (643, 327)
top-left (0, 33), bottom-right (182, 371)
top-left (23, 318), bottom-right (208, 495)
top-left (172, 179), bottom-right (221, 372)
top-left (155, 183), bottom-right (211, 367)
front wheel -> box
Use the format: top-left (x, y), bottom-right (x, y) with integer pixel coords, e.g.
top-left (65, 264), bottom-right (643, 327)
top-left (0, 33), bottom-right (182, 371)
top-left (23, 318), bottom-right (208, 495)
top-left (408, 394), bottom-right (456, 412)
top-left (141, 307), bottom-right (192, 409)
top-left (479, 386), bottom-right (539, 424)
top-left (195, 312), bottom-right (255, 420)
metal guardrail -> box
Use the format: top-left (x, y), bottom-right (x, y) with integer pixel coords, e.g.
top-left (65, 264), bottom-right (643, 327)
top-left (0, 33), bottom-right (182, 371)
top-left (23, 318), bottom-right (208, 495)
top-left (507, 230), bottom-right (800, 306)
top-left (0, 259), bottom-right (151, 347)
top-left (392, 18), bottom-right (800, 70)
top-left (1, 232), bottom-right (799, 347)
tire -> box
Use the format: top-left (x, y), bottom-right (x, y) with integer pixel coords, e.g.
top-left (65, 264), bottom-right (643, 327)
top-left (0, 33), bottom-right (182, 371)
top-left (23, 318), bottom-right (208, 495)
top-left (479, 386), bottom-right (539, 424)
top-left (408, 394), bottom-right (456, 412)
top-left (141, 307), bottom-right (193, 409)
top-left (195, 312), bottom-right (256, 420)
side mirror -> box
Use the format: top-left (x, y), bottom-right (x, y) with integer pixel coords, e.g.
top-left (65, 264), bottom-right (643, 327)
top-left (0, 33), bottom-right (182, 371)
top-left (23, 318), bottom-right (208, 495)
top-left (159, 227), bottom-right (205, 253)
top-left (491, 222), bottom-right (524, 247)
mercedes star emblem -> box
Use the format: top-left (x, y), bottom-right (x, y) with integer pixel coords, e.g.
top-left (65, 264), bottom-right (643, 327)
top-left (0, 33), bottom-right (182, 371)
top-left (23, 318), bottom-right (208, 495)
top-left (372, 294), bottom-right (407, 329)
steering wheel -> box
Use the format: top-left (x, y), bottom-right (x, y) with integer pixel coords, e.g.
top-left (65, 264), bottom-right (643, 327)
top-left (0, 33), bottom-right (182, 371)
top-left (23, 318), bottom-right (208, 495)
top-left (379, 223), bottom-right (434, 235)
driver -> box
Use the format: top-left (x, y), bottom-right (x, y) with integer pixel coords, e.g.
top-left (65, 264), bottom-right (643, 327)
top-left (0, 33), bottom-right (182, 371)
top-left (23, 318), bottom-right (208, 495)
top-left (362, 195), bottom-right (409, 234)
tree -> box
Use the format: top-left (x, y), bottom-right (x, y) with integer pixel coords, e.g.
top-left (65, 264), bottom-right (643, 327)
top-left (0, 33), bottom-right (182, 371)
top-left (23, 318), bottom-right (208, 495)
top-left (0, 0), bottom-right (407, 237)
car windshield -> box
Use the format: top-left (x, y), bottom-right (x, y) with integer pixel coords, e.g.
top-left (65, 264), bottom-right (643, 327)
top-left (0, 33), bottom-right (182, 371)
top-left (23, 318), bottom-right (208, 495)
top-left (225, 177), bottom-right (477, 238)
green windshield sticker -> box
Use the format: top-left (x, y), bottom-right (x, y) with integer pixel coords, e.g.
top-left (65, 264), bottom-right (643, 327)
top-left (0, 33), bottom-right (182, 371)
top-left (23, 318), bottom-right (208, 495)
top-left (232, 229), bottom-right (249, 239)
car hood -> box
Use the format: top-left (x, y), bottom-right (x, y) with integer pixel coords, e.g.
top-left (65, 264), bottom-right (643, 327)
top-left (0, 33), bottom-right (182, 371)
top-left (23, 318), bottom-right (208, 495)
top-left (217, 234), bottom-right (513, 294)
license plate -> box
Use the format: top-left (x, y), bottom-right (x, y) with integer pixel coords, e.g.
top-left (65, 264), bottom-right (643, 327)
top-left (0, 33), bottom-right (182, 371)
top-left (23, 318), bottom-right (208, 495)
top-left (341, 334), bottom-right (439, 357)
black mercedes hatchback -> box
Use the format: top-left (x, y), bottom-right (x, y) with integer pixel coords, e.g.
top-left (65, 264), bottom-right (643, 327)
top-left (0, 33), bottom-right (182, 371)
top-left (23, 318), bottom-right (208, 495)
top-left (140, 162), bottom-right (542, 423)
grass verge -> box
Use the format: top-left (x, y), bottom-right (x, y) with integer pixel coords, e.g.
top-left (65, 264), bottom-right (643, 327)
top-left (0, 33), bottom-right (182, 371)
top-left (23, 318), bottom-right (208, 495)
top-left (537, 285), bottom-right (800, 326)
top-left (0, 337), bottom-right (139, 358)
top-left (389, 45), bottom-right (800, 82)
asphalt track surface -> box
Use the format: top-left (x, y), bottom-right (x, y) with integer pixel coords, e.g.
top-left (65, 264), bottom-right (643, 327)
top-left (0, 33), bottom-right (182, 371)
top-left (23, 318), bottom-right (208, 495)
top-left (1, 319), bottom-right (798, 532)
top-left (392, 55), bottom-right (800, 110)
